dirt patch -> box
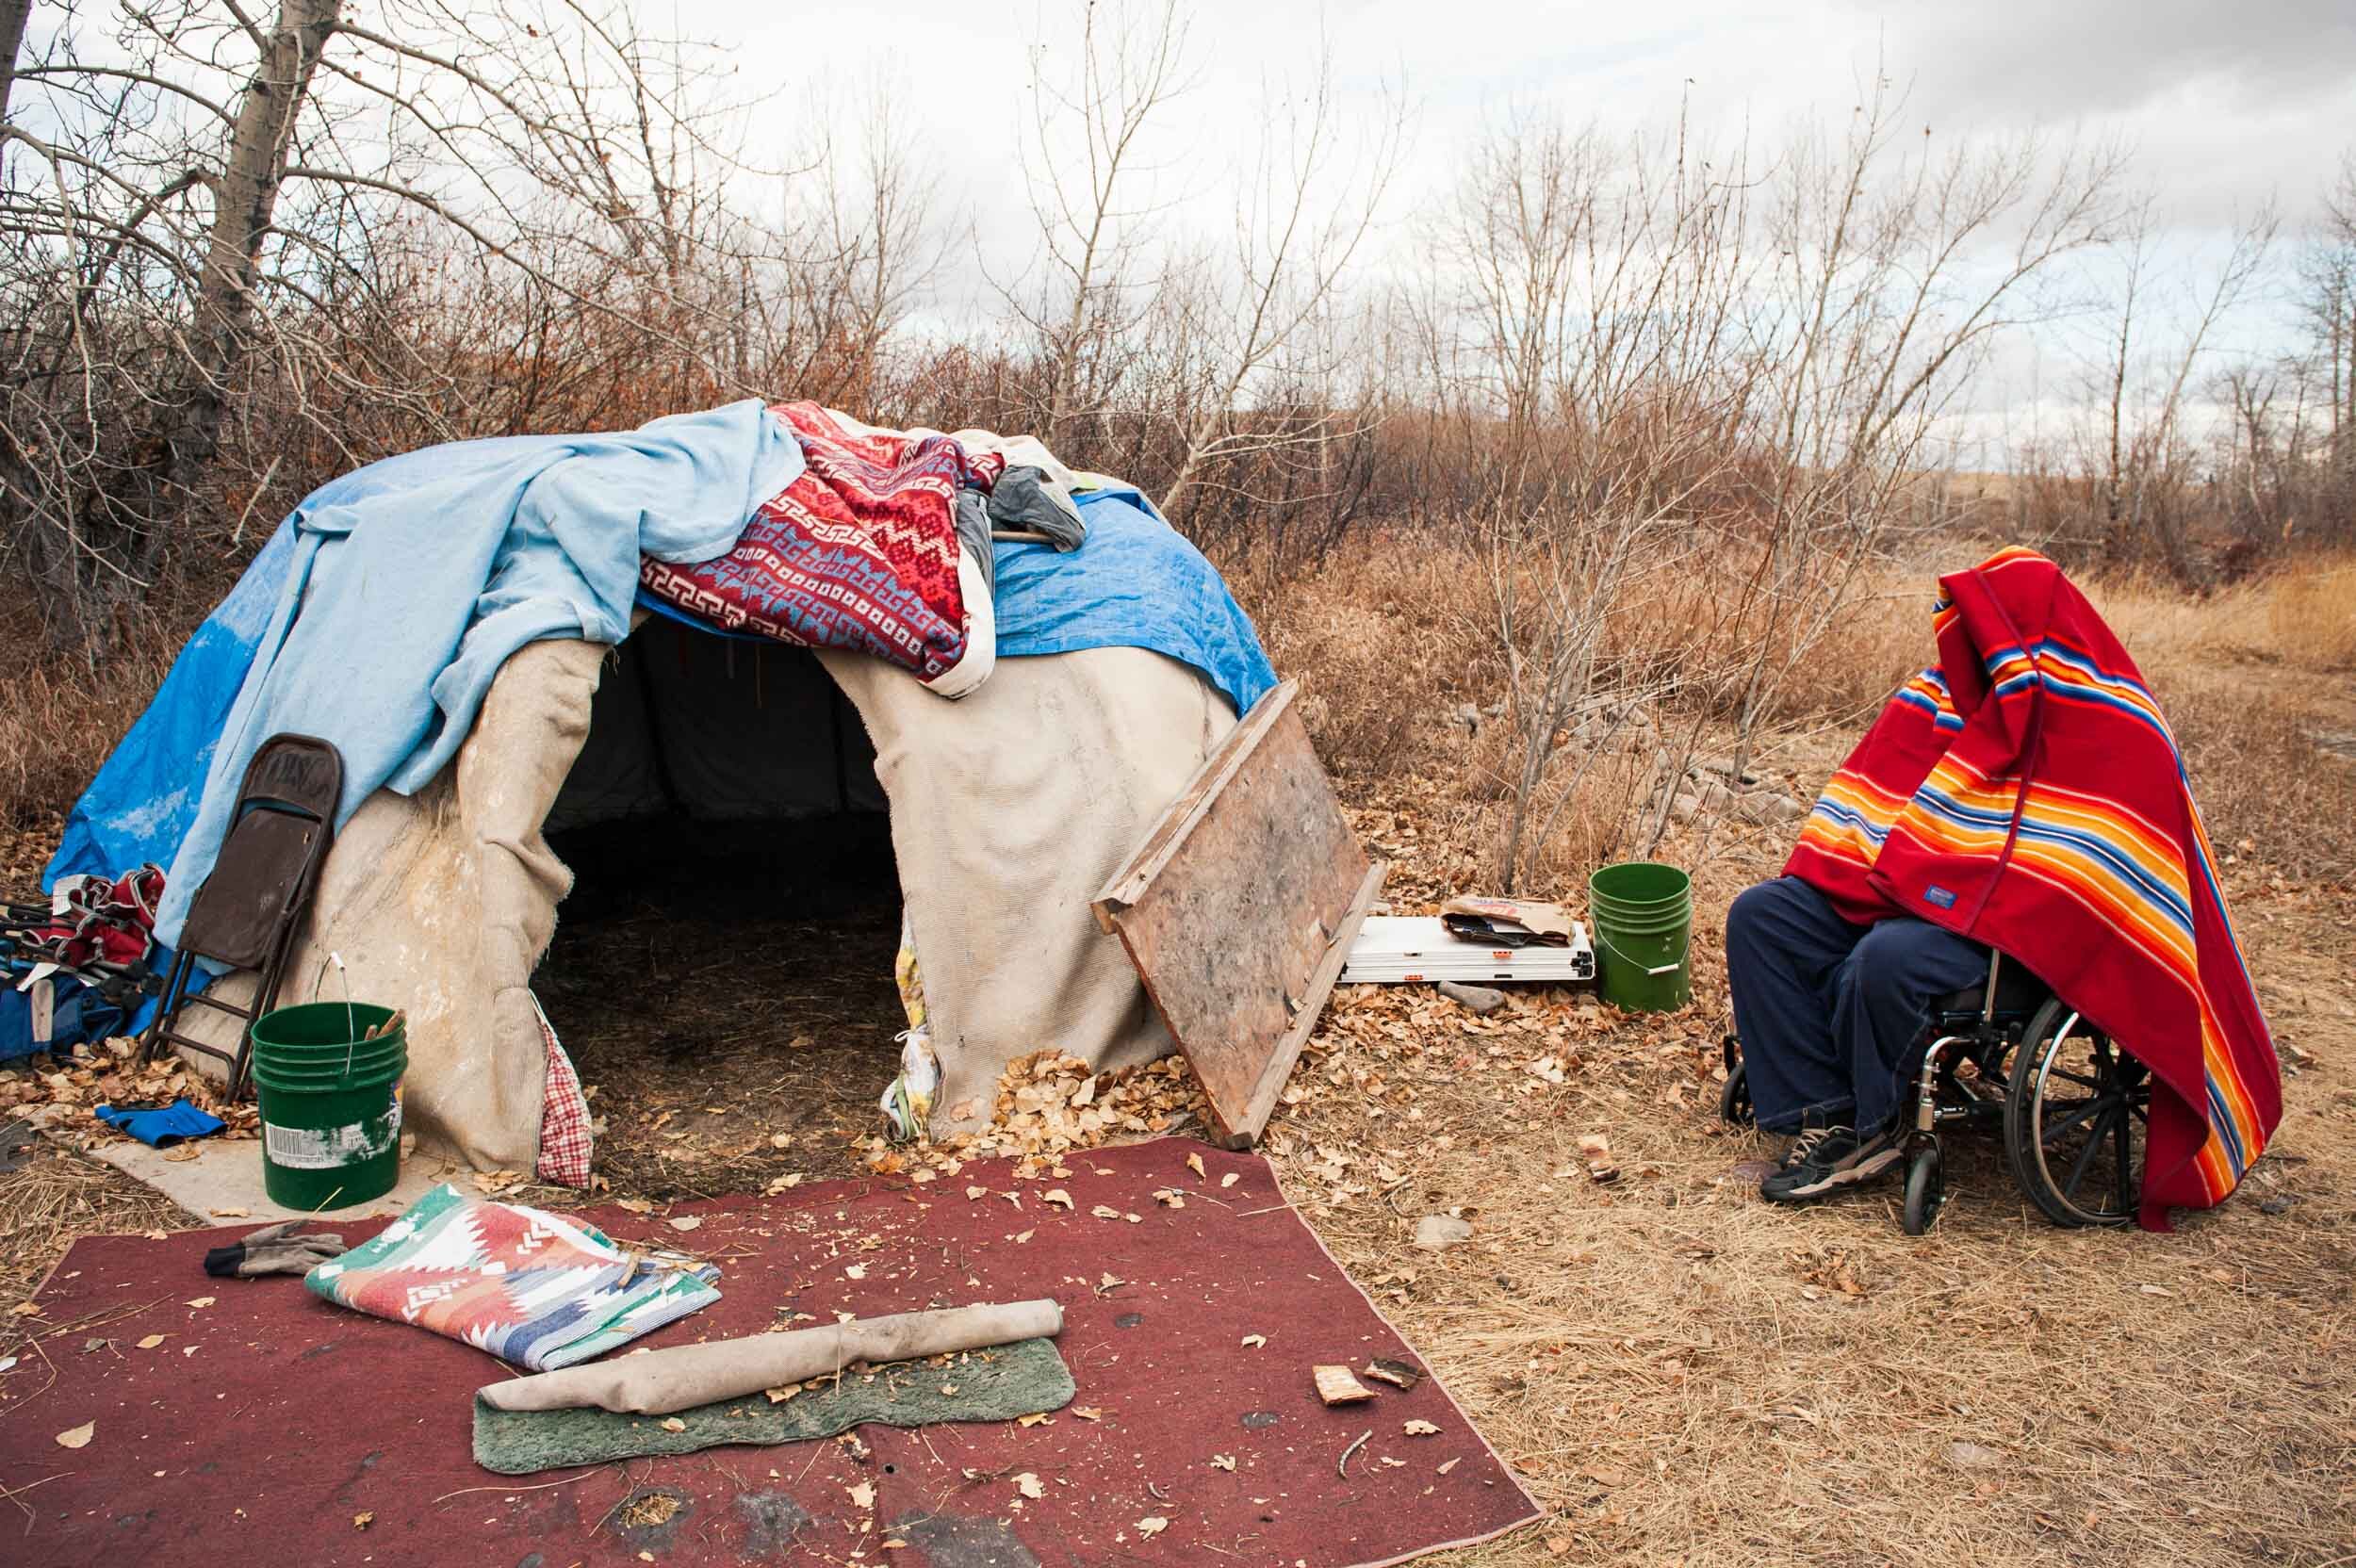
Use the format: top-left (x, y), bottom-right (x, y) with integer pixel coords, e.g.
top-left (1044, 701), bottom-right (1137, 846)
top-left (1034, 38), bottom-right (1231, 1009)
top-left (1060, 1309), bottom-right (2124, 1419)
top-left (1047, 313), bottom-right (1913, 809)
top-left (531, 812), bottom-right (907, 1201)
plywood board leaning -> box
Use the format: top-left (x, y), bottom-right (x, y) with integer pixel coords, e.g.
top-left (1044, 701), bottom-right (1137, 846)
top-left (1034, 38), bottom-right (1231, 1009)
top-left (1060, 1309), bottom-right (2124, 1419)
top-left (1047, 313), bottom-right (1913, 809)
top-left (1092, 682), bottom-right (1385, 1147)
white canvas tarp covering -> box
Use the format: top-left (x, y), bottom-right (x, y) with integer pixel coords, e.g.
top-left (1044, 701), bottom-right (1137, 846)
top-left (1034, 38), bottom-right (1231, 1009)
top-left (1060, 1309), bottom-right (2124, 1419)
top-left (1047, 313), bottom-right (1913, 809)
top-left (174, 624), bottom-right (1235, 1170)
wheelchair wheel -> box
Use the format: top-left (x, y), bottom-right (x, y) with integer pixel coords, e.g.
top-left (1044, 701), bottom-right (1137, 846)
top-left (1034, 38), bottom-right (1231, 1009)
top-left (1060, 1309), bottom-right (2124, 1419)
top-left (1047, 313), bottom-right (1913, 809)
top-left (2003, 999), bottom-right (2148, 1228)
top-left (1901, 1142), bottom-right (1944, 1235)
top-left (1718, 1054), bottom-right (1755, 1127)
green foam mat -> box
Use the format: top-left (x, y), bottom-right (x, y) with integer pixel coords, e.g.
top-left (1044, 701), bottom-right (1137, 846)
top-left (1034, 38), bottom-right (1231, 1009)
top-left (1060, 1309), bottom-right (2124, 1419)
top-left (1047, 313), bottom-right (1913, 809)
top-left (471, 1335), bottom-right (1074, 1475)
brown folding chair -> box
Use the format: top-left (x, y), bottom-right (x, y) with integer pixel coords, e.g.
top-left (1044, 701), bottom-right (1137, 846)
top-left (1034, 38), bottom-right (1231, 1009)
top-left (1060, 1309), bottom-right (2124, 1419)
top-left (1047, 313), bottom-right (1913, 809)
top-left (142, 734), bottom-right (344, 1098)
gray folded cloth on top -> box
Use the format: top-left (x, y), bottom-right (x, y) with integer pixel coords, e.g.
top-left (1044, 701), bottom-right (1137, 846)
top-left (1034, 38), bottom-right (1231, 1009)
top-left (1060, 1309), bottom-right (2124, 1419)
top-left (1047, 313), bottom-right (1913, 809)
top-left (987, 466), bottom-right (1086, 549)
top-left (955, 486), bottom-right (997, 596)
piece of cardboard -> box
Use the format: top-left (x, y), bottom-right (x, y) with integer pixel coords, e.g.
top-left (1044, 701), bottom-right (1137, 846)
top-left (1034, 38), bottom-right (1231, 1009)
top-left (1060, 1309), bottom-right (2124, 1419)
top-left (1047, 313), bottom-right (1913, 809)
top-left (1439, 894), bottom-right (1576, 946)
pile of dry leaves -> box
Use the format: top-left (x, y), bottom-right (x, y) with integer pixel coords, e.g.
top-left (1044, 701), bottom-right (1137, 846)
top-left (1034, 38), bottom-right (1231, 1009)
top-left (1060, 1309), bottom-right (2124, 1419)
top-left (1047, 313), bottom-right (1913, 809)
top-left (0, 1037), bottom-right (257, 1155)
top-left (859, 1050), bottom-right (1212, 1181)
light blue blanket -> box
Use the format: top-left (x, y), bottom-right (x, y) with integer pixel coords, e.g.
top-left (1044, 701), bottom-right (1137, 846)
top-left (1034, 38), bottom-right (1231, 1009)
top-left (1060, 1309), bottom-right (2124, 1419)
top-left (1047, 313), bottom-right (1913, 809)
top-left (57, 401), bottom-right (800, 946)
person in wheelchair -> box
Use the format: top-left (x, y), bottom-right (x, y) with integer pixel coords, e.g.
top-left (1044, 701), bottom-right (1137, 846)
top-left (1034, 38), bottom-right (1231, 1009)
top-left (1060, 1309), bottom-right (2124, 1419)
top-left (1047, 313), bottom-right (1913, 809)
top-left (1722, 547), bottom-right (2282, 1232)
top-left (1726, 877), bottom-right (1985, 1203)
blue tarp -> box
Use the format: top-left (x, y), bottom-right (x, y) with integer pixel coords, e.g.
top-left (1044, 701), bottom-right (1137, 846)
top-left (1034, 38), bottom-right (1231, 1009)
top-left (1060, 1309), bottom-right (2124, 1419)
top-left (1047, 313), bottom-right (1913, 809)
top-left (991, 487), bottom-right (1276, 716)
top-left (49, 458), bottom-right (1276, 962)
top-left (26, 401), bottom-right (800, 1060)
top-left (0, 974), bottom-right (130, 1064)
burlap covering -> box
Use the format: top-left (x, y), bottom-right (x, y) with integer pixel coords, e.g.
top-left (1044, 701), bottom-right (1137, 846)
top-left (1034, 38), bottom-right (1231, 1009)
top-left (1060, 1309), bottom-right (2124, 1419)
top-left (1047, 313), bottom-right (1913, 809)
top-left (180, 639), bottom-right (1232, 1169)
top-left (821, 645), bottom-right (1233, 1136)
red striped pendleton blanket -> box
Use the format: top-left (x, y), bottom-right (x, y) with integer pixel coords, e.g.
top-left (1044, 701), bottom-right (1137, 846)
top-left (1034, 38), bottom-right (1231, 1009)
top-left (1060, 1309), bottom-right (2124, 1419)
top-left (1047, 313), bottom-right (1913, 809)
top-left (1786, 547), bottom-right (2280, 1230)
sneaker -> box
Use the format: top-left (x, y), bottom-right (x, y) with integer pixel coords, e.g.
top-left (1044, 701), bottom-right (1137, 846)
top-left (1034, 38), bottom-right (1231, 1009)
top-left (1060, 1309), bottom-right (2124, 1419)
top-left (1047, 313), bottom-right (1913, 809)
top-left (1759, 1123), bottom-right (1903, 1204)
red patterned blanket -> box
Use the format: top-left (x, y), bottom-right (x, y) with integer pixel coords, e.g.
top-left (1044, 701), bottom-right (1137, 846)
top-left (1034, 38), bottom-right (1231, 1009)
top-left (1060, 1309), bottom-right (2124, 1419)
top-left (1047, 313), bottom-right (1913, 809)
top-left (1787, 547), bottom-right (2280, 1229)
top-left (639, 401), bottom-right (1002, 694)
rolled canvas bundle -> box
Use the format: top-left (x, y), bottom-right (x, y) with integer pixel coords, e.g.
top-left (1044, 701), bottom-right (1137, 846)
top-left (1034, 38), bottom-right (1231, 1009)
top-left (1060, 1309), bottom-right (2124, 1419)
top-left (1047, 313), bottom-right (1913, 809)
top-left (477, 1298), bottom-right (1066, 1415)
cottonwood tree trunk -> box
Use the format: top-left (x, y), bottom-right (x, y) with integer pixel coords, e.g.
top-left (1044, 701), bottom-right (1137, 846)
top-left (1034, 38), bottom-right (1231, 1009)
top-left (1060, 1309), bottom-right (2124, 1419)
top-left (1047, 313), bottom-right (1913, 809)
top-left (0, 0), bottom-right (30, 126)
top-left (165, 0), bottom-right (340, 502)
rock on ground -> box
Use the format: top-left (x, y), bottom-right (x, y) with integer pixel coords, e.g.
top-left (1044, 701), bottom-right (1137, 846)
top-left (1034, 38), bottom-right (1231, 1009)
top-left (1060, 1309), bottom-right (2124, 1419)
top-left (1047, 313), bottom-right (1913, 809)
top-left (1436, 981), bottom-right (1506, 1014)
top-left (1414, 1215), bottom-right (1474, 1250)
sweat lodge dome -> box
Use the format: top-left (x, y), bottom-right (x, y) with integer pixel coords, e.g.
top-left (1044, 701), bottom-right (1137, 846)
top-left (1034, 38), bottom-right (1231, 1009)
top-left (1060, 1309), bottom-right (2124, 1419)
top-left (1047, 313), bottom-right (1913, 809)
top-left (47, 400), bottom-right (1300, 1177)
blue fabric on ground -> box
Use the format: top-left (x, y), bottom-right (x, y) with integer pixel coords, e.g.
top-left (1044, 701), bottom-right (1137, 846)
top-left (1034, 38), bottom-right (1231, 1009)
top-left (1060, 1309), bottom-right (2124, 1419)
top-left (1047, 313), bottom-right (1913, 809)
top-left (57, 402), bottom-right (798, 948)
top-left (637, 487), bottom-right (1276, 716)
top-left (94, 1097), bottom-right (226, 1148)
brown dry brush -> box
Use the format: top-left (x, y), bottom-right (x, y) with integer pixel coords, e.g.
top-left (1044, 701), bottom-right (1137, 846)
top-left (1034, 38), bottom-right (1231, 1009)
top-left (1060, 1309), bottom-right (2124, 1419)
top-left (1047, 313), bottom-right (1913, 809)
top-left (6, 1), bottom-right (2353, 873)
top-left (0, 0), bottom-right (935, 654)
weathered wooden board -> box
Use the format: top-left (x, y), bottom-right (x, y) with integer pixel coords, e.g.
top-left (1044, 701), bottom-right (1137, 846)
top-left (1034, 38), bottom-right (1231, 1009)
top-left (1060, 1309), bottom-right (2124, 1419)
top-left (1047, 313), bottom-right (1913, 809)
top-left (1091, 681), bottom-right (1386, 1147)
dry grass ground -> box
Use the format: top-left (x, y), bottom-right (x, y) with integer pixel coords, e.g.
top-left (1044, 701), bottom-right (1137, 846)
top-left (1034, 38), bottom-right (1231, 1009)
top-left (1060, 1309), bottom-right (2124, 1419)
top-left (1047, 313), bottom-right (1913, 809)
top-left (3, 545), bottom-right (2350, 1564)
top-left (1275, 844), bottom-right (2353, 1568)
top-left (1257, 549), bottom-right (2356, 1567)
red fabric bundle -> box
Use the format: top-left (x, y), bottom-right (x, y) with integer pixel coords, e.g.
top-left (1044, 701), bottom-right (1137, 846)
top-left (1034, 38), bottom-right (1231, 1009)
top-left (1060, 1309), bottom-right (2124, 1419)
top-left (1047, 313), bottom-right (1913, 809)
top-left (1786, 547), bottom-right (2280, 1230)
top-left (27, 863), bottom-right (163, 970)
top-left (639, 401), bottom-right (1003, 693)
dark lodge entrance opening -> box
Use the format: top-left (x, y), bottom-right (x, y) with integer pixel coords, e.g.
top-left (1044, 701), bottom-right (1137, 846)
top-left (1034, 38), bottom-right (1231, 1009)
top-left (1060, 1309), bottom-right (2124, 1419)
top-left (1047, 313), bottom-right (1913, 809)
top-left (534, 616), bottom-right (904, 1195)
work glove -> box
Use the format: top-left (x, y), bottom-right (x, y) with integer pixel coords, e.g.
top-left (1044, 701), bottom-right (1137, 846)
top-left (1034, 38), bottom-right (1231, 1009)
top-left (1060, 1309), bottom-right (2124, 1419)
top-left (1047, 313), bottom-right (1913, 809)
top-left (204, 1219), bottom-right (349, 1279)
top-left (93, 1098), bottom-right (225, 1149)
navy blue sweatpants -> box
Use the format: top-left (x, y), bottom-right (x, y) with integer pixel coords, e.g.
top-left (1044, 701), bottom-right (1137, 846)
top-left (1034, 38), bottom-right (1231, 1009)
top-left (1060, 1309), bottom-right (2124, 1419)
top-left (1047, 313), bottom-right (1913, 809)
top-left (1725, 876), bottom-right (1988, 1135)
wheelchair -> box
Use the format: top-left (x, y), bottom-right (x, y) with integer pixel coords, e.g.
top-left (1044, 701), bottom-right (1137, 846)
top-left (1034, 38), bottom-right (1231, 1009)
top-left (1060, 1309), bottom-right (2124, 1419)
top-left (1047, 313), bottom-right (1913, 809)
top-left (1719, 949), bottom-right (2151, 1234)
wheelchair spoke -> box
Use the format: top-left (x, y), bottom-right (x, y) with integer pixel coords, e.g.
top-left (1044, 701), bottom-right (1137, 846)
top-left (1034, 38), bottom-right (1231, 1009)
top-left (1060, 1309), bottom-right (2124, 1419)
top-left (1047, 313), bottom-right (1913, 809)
top-left (2012, 1011), bottom-right (2143, 1225)
top-left (2062, 1107), bottom-right (2120, 1200)
top-left (2040, 1094), bottom-right (2114, 1145)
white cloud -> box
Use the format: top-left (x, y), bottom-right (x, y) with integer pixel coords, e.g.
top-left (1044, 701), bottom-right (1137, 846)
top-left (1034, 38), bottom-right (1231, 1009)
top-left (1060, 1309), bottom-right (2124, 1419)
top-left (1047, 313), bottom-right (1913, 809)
top-left (662, 0), bottom-right (2348, 437)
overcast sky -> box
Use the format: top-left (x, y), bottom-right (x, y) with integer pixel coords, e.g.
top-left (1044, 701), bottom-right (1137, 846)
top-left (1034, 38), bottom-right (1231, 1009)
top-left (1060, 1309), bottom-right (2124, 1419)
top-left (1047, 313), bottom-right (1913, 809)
top-left (685, 0), bottom-right (2353, 232)
top-left (664, 0), bottom-right (2351, 451)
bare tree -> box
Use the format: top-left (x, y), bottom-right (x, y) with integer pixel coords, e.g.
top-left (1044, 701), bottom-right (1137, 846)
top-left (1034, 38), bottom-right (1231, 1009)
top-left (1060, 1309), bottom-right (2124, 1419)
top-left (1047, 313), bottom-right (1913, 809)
top-left (1429, 111), bottom-right (1607, 483)
top-left (1718, 74), bottom-right (2125, 781)
top-left (1153, 45), bottom-right (1403, 522)
top-left (2082, 195), bottom-right (2276, 570)
top-left (2296, 151), bottom-right (2356, 491)
top-left (1003, 0), bottom-right (1195, 444)
top-left (0, 0), bottom-right (32, 128)
top-left (1415, 109), bottom-right (1759, 887)
top-left (2097, 194), bottom-right (2157, 551)
top-left (0, 0), bottom-right (935, 653)
top-left (1406, 76), bottom-right (2127, 882)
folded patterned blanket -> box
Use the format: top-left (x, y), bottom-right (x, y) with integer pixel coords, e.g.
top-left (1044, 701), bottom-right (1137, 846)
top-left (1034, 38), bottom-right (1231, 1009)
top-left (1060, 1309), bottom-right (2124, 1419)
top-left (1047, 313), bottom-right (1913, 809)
top-left (304, 1184), bottom-right (720, 1370)
top-left (639, 400), bottom-right (1001, 697)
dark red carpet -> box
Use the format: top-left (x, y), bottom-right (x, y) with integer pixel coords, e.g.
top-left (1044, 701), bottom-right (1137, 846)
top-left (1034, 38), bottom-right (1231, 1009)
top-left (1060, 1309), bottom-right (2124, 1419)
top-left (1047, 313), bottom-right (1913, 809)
top-left (1, 1138), bottom-right (1538, 1566)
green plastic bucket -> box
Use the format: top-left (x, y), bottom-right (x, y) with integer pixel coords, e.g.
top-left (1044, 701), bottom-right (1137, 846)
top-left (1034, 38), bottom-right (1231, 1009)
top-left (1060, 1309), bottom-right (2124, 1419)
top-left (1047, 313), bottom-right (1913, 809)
top-left (249, 1001), bottom-right (405, 1211)
top-left (252, 1054), bottom-right (407, 1090)
top-left (1589, 861), bottom-right (1693, 1013)
top-left (249, 1039), bottom-right (407, 1071)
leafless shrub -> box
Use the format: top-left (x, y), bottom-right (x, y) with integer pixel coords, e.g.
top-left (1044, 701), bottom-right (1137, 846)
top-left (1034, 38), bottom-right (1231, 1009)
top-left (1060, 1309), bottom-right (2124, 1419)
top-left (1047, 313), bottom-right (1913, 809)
top-left (0, 0), bottom-right (944, 655)
top-left (8, 5), bottom-right (2351, 879)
